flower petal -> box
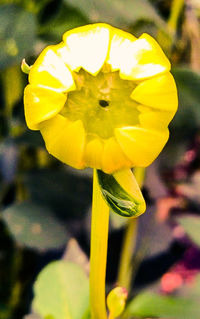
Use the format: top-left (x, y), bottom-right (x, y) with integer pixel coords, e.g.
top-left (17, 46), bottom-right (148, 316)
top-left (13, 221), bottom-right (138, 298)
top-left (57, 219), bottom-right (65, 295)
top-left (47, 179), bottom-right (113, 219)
top-left (113, 168), bottom-right (146, 211)
top-left (115, 126), bottom-right (169, 167)
top-left (29, 47), bottom-right (75, 92)
top-left (109, 32), bottom-right (170, 81)
top-left (138, 106), bottom-right (175, 130)
top-left (62, 23), bottom-right (110, 75)
top-left (84, 138), bottom-right (104, 169)
top-left (24, 85), bottom-right (67, 130)
top-left (106, 27), bottom-right (137, 72)
top-left (102, 137), bottom-right (132, 174)
top-left (40, 115), bottom-right (86, 169)
top-left (131, 73), bottom-right (178, 112)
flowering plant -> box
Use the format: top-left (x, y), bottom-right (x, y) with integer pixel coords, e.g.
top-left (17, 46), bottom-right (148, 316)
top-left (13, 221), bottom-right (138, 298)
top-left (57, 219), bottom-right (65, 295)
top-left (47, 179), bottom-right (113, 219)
top-left (24, 23), bottom-right (177, 174)
top-left (23, 23), bottom-right (178, 319)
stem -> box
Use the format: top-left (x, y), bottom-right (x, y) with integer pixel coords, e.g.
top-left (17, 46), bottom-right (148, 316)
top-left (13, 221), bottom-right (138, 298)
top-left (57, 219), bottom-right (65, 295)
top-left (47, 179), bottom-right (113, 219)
top-left (90, 169), bottom-right (110, 319)
top-left (117, 168), bottom-right (145, 292)
top-left (167, 0), bottom-right (184, 33)
top-left (2, 65), bottom-right (22, 119)
top-left (117, 218), bottom-right (138, 291)
top-left (157, 0), bottom-right (184, 55)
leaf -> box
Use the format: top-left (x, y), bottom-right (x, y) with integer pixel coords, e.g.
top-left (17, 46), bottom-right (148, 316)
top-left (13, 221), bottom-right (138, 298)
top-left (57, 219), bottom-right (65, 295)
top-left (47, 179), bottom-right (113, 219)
top-left (110, 212), bottom-right (128, 229)
top-left (39, 3), bottom-right (88, 42)
top-left (179, 274), bottom-right (200, 299)
top-left (23, 169), bottom-right (92, 219)
top-left (33, 261), bottom-right (90, 319)
top-left (97, 169), bottom-right (146, 217)
top-left (2, 201), bottom-right (68, 251)
top-left (23, 314), bottom-right (42, 319)
top-left (14, 130), bottom-right (45, 147)
top-left (24, 314), bottom-right (55, 319)
top-left (0, 4), bottom-right (36, 69)
top-left (171, 68), bottom-right (200, 136)
top-left (38, 0), bottom-right (63, 25)
top-left (137, 206), bottom-right (173, 258)
top-left (176, 215), bottom-right (200, 247)
top-left (124, 292), bottom-right (200, 319)
top-left (63, 238), bottom-right (89, 275)
top-left (107, 287), bottom-right (128, 318)
top-left (162, 68), bottom-right (200, 166)
top-left (175, 171), bottom-right (200, 205)
top-left (64, 0), bottom-right (165, 28)
top-left (0, 141), bottom-right (18, 183)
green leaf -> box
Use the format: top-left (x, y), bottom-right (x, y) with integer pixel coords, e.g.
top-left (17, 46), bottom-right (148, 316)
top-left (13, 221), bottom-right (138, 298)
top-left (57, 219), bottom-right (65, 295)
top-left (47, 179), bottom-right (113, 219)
top-left (176, 215), bottom-right (200, 247)
top-left (107, 287), bottom-right (128, 318)
top-left (97, 169), bottom-right (146, 217)
top-left (21, 58), bottom-right (31, 74)
top-left (64, 0), bottom-right (165, 28)
top-left (163, 68), bottom-right (200, 165)
top-left (124, 292), bottom-right (200, 319)
top-left (0, 4), bottom-right (36, 69)
top-left (39, 3), bottom-right (88, 42)
top-left (33, 261), bottom-right (90, 319)
top-left (24, 314), bottom-right (55, 319)
top-left (14, 130), bottom-right (45, 147)
top-left (171, 68), bottom-right (200, 135)
top-left (2, 201), bottom-right (68, 251)
top-left (23, 169), bottom-right (92, 219)
top-left (23, 314), bottom-right (42, 319)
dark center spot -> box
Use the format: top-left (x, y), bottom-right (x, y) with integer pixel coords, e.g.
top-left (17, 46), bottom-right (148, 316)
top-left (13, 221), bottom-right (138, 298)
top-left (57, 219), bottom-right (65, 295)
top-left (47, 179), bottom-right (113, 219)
top-left (99, 99), bottom-right (109, 107)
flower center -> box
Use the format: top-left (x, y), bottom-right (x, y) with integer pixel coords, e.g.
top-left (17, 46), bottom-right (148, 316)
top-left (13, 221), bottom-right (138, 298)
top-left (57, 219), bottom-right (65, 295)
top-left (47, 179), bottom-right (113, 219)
top-left (60, 67), bottom-right (140, 139)
top-left (99, 99), bottom-right (109, 107)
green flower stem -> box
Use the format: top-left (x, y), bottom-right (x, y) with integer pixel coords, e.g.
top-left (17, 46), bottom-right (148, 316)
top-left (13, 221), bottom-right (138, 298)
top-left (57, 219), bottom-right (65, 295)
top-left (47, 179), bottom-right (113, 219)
top-left (90, 169), bottom-right (110, 319)
top-left (2, 65), bottom-right (22, 119)
top-left (117, 168), bottom-right (145, 292)
top-left (157, 0), bottom-right (184, 55)
top-left (167, 0), bottom-right (184, 33)
top-left (117, 218), bottom-right (138, 291)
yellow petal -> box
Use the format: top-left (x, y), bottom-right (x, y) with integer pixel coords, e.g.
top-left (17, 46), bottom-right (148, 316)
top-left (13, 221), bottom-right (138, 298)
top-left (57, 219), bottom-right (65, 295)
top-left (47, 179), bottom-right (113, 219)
top-left (139, 110), bottom-right (174, 130)
top-left (113, 169), bottom-right (146, 212)
top-left (131, 73), bottom-right (178, 112)
top-left (106, 27), bottom-right (137, 72)
top-left (40, 115), bottom-right (85, 169)
top-left (63, 23), bottom-right (110, 75)
top-left (109, 32), bottom-right (170, 81)
top-left (102, 137), bottom-right (132, 174)
top-left (115, 126), bottom-right (169, 167)
top-left (29, 46), bottom-right (75, 92)
top-left (55, 43), bottom-right (77, 70)
top-left (84, 138), bottom-right (104, 169)
top-left (24, 85), bottom-right (67, 130)
top-left (138, 107), bottom-right (175, 130)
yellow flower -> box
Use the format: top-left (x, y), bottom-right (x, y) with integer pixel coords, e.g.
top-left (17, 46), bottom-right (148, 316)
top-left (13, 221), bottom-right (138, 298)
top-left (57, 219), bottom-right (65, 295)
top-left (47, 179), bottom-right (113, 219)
top-left (24, 23), bottom-right (178, 174)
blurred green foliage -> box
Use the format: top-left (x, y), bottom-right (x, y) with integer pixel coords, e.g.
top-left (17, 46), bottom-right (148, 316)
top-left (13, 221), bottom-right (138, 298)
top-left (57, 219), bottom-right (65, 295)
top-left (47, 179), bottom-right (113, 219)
top-left (125, 291), bottom-right (200, 319)
top-left (33, 261), bottom-right (89, 319)
top-left (0, 5), bottom-right (36, 69)
top-left (2, 201), bottom-right (68, 250)
top-left (1, 0), bottom-right (200, 318)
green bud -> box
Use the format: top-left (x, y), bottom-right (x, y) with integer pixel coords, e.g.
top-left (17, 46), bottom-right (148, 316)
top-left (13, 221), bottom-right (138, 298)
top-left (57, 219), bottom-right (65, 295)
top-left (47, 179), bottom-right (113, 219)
top-left (107, 286), bottom-right (128, 318)
top-left (21, 58), bottom-right (31, 74)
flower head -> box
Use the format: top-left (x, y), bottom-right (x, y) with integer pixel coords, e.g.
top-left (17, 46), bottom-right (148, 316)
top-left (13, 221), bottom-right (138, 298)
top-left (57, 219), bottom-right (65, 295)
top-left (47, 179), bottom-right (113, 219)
top-left (24, 23), bottom-right (178, 173)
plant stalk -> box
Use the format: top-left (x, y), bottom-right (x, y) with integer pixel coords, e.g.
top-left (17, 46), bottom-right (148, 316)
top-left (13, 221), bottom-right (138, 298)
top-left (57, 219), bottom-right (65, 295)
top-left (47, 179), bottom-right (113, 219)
top-left (90, 169), bottom-right (110, 319)
top-left (117, 218), bottom-right (138, 291)
top-left (168, 0), bottom-right (184, 32)
top-left (117, 168), bottom-right (145, 292)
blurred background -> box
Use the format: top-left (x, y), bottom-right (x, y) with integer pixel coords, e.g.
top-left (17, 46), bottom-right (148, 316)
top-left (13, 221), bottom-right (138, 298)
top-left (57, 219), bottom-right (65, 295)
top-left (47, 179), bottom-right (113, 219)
top-left (1, 0), bottom-right (200, 318)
